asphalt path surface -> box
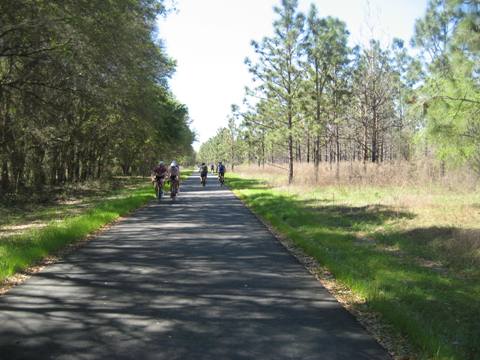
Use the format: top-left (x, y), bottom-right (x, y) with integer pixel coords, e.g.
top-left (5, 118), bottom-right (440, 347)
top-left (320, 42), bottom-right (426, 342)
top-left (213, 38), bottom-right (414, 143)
top-left (0, 173), bottom-right (389, 360)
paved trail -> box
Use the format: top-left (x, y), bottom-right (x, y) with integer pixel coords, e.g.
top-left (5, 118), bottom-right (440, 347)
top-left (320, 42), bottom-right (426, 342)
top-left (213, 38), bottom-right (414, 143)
top-left (0, 173), bottom-right (389, 360)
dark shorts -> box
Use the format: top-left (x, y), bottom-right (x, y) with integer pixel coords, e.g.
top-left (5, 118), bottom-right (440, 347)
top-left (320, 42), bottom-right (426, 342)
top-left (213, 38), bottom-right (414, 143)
top-left (201, 172), bottom-right (208, 177)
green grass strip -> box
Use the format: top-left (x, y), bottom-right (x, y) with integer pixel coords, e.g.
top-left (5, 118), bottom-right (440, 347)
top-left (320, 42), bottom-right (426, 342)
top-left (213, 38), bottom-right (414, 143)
top-left (227, 173), bottom-right (480, 360)
top-left (0, 170), bottom-right (193, 283)
top-left (0, 185), bottom-right (152, 282)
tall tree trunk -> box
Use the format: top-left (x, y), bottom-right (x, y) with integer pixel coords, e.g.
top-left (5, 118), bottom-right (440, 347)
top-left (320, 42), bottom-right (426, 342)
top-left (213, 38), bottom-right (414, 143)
top-left (288, 132), bottom-right (293, 184)
top-left (314, 59), bottom-right (321, 183)
top-left (1, 159), bottom-right (9, 193)
top-left (306, 135), bottom-right (310, 163)
top-left (50, 146), bottom-right (59, 185)
top-left (287, 110), bottom-right (293, 184)
top-left (371, 135), bottom-right (377, 163)
top-left (11, 148), bottom-right (26, 192)
top-left (325, 143), bottom-right (329, 164)
top-left (287, 53), bottom-right (294, 184)
top-left (372, 108), bottom-right (378, 163)
top-left (335, 125), bottom-right (340, 180)
top-left (314, 136), bottom-right (320, 182)
top-left (261, 137), bottom-right (265, 168)
top-left (97, 155), bottom-right (103, 178)
top-left (1, 91), bottom-right (11, 192)
top-left (380, 136), bottom-right (384, 162)
top-left (329, 141), bottom-right (333, 171)
top-left (363, 120), bottom-right (368, 172)
top-left (74, 146), bottom-right (80, 182)
top-left (121, 164), bottom-right (129, 176)
top-left (32, 146), bottom-right (46, 191)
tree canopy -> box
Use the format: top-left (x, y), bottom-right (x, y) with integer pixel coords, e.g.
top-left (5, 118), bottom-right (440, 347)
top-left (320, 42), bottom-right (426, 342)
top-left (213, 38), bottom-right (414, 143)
top-left (199, 0), bottom-right (479, 180)
top-left (0, 0), bottom-right (194, 193)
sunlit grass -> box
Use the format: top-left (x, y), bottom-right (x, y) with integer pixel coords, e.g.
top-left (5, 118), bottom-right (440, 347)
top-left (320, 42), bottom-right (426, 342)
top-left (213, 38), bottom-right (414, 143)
top-left (228, 173), bottom-right (480, 360)
top-left (0, 176), bottom-right (150, 234)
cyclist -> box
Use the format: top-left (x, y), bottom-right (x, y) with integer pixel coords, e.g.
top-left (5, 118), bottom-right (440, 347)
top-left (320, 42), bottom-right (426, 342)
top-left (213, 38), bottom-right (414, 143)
top-left (210, 163), bottom-right (215, 173)
top-left (200, 162), bottom-right (208, 186)
top-left (218, 161), bottom-right (226, 185)
top-left (151, 161), bottom-right (168, 197)
top-left (169, 160), bottom-right (180, 195)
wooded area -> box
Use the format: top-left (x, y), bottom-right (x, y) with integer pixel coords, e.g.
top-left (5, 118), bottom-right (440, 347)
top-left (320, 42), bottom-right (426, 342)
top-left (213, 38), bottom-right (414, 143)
top-left (198, 0), bottom-right (479, 184)
top-left (0, 0), bottom-right (194, 195)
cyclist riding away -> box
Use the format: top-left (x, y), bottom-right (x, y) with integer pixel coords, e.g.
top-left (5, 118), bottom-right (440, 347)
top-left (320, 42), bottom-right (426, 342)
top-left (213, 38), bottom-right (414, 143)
top-left (200, 162), bottom-right (208, 186)
top-left (218, 161), bottom-right (226, 186)
top-left (210, 163), bottom-right (215, 173)
top-left (169, 160), bottom-right (180, 197)
top-left (152, 161), bottom-right (168, 200)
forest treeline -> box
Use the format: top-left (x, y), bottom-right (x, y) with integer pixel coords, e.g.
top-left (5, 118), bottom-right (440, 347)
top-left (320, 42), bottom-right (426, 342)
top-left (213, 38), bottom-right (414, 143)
top-left (198, 0), bottom-right (479, 184)
top-left (0, 0), bottom-right (194, 194)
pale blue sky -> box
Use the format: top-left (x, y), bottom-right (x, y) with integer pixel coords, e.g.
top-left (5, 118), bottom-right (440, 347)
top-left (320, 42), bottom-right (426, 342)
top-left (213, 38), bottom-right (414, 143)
top-left (158, 0), bottom-right (429, 150)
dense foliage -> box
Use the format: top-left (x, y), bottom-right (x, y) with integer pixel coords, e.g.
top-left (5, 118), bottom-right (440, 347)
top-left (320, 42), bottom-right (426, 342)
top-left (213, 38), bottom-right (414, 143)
top-left (0, 0), bottom-right (194, 194)
top-left (413, 0), bottom-right (480, 170)
top-left (198, 0), bottom-right (479, 183)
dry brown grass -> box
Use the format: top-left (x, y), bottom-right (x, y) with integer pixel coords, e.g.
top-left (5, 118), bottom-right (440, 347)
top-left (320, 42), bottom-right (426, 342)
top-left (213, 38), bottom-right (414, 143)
top-left (234, 160), bottom-right (480, 272)
top-left (236, 160), bottom-right (479, 190)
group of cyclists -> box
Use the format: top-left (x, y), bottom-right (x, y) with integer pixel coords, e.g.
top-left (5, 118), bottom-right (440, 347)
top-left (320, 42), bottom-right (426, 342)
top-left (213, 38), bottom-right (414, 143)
top-left (150, 160), bottom-right (226, 200)
top-left (199, 161), bottom-right (225, 186)
top-left (151, 160), bottom-right (180, 200)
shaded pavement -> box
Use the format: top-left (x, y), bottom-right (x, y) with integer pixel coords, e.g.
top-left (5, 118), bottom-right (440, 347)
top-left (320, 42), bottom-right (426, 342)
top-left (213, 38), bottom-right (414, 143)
top-left (0, 173), bottom-right (389, 359)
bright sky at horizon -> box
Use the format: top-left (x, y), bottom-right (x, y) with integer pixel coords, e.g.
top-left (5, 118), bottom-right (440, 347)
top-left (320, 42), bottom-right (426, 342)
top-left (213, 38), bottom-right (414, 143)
top-left (158, 0), bottom-right (429, 151)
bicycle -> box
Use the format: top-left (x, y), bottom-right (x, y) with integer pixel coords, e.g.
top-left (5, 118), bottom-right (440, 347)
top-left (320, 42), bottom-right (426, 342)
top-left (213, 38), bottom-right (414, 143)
top-left (169, 176), bottom-right (179, 200)
top-left (154, 176), bottom-right (165, 202)
top-left (218, 173), bottom-right (225, 186)
top-left (200, 173), bottom-right (207, 187)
